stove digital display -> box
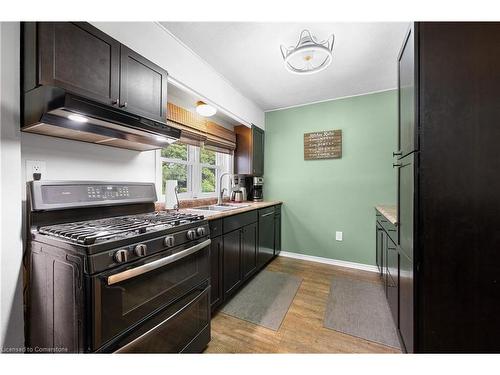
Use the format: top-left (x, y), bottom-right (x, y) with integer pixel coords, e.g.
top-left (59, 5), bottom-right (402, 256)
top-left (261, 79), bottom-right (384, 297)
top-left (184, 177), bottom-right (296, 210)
top-left (41, 184), bottom-right (134, 204)
top-left (35, 182), bottom-right (156, 210)
top-left (87, 185), bottom-right (130, 200)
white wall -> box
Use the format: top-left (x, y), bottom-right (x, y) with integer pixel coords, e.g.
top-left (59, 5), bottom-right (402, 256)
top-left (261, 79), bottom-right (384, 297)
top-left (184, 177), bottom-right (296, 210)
top-left (21, 134), bottom-right (157, 196)
top-left (0, 22), bottom-right (24, 350)
top-left (90, 22), bottom-right (265, 129)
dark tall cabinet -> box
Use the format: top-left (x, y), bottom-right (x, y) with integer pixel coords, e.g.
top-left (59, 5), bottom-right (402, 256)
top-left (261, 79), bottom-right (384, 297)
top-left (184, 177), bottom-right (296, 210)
top-left (395, 22), bottom-right (500, 353)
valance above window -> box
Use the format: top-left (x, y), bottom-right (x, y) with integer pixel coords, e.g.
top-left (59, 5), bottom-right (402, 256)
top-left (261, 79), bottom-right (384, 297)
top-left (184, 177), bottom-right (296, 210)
top-left (167, 102), bottom-right (236, 152)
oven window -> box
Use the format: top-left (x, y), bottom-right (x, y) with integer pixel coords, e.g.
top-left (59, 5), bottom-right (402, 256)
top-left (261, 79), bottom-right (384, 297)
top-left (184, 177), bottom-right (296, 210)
top-left (120, 256), bottom-right (195, 315)
top-left (94, 246), bottom-right (209, 349)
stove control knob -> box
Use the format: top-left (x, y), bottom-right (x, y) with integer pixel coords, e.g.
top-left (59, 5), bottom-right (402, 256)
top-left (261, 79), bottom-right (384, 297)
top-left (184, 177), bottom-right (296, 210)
top-left (163, 236), bottom-right (175, 248)
top-left (134, 244), bottom-right (147, 257)
top-left (196, 227), bottom-right (206, 236)
top-left (186, 230), bottom-right (196, 240)
top-left (114, 249), bottom-right (128, 263)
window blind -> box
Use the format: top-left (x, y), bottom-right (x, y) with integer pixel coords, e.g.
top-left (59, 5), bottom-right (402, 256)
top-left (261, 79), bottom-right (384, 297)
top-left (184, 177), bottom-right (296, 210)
top-left (167, 102), bottom-right (236, 152)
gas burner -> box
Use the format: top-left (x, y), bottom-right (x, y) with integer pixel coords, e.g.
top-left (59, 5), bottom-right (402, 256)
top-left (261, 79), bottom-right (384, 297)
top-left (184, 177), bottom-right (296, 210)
top-left (38, 211), bottom-right (205, 245)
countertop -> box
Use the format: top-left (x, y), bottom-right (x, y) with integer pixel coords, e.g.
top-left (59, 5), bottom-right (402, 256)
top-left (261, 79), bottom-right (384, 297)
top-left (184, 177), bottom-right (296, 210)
top-left (375, 204), bottom-right (398, 225)
top-left (165, 201), bottom-right (283, 221)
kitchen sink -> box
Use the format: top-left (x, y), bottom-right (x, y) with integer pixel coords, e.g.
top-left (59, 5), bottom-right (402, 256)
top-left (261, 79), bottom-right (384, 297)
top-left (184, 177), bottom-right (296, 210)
top-left (188, 203), bottom-right (251, 212)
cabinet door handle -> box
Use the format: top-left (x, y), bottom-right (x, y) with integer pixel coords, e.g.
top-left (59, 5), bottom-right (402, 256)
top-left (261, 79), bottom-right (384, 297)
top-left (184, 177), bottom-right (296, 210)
top-left (119, 102), bottom-right (128, 108)
top-left (393, 163), bottom-right (402, 168)
top-left (393, 151), bottom-right (402, 157)
top-left (111, 99), bottom-right (119, 106)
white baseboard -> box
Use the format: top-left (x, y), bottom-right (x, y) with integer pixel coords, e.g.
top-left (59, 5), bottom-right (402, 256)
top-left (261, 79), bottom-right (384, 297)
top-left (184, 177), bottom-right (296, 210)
top-left (278, 251), bottom-right (379, 273)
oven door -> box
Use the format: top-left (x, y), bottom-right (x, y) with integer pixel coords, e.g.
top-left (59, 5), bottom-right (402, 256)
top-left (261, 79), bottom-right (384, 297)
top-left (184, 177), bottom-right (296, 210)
top-left (90, 238), bottom-right (210, 351)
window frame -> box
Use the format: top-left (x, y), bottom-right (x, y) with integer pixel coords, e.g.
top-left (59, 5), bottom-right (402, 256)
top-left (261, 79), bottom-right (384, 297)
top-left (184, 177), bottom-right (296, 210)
top-left (156, 143), bottom-right (232, 202)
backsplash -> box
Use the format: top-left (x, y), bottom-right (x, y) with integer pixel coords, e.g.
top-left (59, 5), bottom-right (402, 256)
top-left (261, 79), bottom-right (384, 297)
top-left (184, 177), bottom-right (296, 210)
top-left (155, 197), bottom-right (230, 211)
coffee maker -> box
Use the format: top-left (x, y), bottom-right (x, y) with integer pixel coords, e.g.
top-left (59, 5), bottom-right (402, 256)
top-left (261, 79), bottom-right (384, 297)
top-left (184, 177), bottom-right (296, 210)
top-left (250, 177), bottom-right (264, 202)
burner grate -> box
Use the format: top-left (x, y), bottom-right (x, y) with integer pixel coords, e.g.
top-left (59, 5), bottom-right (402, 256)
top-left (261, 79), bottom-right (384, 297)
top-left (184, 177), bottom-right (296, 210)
top-left (38, 211), bottom-right (204, 245)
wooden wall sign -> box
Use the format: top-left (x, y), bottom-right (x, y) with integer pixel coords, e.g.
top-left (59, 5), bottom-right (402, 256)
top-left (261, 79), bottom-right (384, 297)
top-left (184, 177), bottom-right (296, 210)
top-left (304, 130), bottom-right (342, 160)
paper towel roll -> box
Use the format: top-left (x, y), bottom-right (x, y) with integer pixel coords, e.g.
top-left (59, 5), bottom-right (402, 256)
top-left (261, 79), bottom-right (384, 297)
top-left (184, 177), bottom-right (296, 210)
top-left (165, 180), bottom-right (178, 209)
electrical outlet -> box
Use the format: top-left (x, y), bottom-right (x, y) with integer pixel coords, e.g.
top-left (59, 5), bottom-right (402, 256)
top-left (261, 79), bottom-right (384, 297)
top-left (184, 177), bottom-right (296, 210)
top-left (335, 231), bottom-right (343, 241)
top-left (25, 160), bottom-right (46, 181)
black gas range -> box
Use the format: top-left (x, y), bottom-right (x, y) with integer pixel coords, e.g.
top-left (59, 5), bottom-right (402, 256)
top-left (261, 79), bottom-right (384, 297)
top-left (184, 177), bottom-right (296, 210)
top-left (25, 180), bottom-right (211, 353)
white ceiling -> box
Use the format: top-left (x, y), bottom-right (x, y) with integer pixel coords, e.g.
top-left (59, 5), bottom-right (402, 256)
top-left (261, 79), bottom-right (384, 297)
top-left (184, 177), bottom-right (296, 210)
top-left (161, 22), bottom-right (409, 111)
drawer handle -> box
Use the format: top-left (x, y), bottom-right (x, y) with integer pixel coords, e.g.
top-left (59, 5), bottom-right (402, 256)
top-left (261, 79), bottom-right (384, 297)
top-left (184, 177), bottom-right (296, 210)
top-left (107, 239), bottom-right (211, 285)
top-left (261, 212), bottom-right (274, 217)
top-left (114, 286), bottom-right (208, 353)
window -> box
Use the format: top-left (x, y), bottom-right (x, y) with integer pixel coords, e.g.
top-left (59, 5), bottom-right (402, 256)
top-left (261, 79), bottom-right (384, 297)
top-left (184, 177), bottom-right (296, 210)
top-left (159, 142), bottom-right (232, 200)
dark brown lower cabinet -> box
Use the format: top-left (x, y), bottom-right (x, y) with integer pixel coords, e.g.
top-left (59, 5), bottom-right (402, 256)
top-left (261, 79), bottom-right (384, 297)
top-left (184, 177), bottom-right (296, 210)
top-left (399, 251), bottom-right (414, 353)
top-left (274, 210), bottom-right (281, 256)
top-left (386, 239), bottom-right (399, 326)
top-left (223, 223), bottom-right (258, 300)
top-left (222, 229), bottom-right (242, 298)
top-left (241, 222), bottom-right (257, 279)
top-left (258, 207), bottom-right (275, 268)
top-left (376, 224), bottom-right (384, 275)
top-left (376, 210), bottom-right (402, 347)
top-left (209, 236), bottom-right (223, 311)
top-left (212, 205), bottom-right (282, 311)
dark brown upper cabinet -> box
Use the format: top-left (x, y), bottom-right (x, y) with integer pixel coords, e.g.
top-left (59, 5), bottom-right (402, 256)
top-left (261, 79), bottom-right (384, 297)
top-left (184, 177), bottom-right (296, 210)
top-left (234, 125), bottom-right (265, 176)
top-left (119, 46), bottom-right (168, 122)
top-left (24, 22), bottom-right (168, 123)
top-left (34, 22), bottom-right (121, 106)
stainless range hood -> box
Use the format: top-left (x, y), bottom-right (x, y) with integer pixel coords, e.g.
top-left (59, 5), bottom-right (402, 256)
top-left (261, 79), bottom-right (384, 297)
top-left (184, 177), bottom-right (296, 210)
top-left (22, 87), bottom-right (181, 151)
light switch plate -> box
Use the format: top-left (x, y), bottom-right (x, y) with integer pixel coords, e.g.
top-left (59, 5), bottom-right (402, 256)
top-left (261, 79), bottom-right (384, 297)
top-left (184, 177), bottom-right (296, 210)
top-left (335, 231), bottom-right (343, 241)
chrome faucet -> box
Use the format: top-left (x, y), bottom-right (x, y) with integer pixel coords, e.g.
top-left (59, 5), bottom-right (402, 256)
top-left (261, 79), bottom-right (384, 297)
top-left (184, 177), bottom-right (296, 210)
top-left (218, 172), bottom-right (233, 205)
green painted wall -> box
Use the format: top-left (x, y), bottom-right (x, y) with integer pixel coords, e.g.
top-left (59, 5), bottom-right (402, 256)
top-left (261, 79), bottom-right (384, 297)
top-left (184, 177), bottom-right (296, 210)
top-left (264, 90), bottom-right (397, 266)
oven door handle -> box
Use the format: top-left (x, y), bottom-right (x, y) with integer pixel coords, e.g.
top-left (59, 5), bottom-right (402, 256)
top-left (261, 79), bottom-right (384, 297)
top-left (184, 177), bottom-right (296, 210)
top-left (107, 239), bottom-right (211, 285)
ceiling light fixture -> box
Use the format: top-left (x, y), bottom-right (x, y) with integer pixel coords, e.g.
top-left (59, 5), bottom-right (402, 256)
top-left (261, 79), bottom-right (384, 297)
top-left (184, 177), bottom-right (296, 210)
top-left (68, 114), bottom-right (88, 123)
top-left (280, 29), bottom-right (335, 75)
top-left (196, 101), bottom-right (217, 117)
top-left (155, 135), bottom-right (177, 144)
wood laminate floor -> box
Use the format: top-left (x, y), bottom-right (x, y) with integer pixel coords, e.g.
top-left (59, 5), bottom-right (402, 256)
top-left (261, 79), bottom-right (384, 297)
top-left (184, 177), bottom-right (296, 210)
top-left (204, 256), bottom-right (401, 353)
